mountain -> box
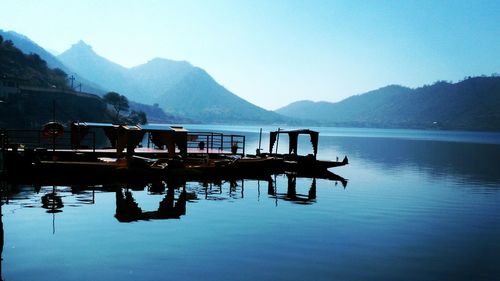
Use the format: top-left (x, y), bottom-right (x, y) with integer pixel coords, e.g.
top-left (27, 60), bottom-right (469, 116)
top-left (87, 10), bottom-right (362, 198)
top-left (0, 35), bottom-right (68, 89)
top-left (127, 58), bottom-right (194, 104)
top-left (276, 78), bottom-right (500, 131)
top-left (0, 31), bottom-right (186, 123)
top-left (0, 35), bottom-right (110, 128)
top-left (153, 66), bottom-right (284, 123)
top-left (0, 30), bottom-right (105, 94)
top-left (58, 40), bottom-right (135, 95)
top-left (58, 41), bottom-right (285, 123)
top-left (0, 30), bottom-right (66, 71)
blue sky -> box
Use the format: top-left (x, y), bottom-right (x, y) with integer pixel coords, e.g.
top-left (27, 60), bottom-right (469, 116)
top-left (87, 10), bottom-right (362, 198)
top-left (0, 0), bottom-right (499, 110)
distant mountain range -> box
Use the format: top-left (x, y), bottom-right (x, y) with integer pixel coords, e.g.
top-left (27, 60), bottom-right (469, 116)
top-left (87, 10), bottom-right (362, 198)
top-left (276, 77), bottom-right (500, 131)
top-left (0, 30), bottom-right (105, 94)
top-left (0, 35), bottom-right (110, 128)
top-left (58, 41), bottom-right (285, 123)
top-left (0, 30), bottom-right (187, 123)
top-left (2, 29), bottom-right (499, 131)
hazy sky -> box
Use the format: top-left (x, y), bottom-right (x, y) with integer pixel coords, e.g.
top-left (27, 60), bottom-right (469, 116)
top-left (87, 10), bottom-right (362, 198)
top-left (1, 0), bottom-right (499, 110)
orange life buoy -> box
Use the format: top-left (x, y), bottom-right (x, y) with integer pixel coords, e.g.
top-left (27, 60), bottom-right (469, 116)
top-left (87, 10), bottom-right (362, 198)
top-left (42, 122), bottom-right (64, 138)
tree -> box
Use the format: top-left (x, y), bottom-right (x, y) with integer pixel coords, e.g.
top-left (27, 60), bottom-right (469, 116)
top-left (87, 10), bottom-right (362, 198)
top-left (103, 91), bottom-right (129, 122)
top-left (128, 110), bottom-right (148, 125)
top-left (52, 68), bottom-right (67, 78)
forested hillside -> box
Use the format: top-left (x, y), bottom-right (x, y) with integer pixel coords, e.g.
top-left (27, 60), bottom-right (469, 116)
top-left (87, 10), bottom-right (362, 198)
top-left (0, 35), bottom-right (111, 129)
top-left (276, 77), bottom-right (500, 131)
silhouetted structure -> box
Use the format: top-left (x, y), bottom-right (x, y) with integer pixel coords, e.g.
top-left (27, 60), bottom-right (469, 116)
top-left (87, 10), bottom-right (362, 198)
top-left (115, 184), bottom-right (187, 222)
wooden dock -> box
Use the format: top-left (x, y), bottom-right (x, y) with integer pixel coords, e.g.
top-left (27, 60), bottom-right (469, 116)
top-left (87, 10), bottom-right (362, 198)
top-left (2, 126), bottom-right (245, 161)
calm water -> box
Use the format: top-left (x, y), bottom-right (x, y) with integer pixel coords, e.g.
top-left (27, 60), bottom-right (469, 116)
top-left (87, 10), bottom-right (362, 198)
top-left (2, 126), bottom-right (500, 281)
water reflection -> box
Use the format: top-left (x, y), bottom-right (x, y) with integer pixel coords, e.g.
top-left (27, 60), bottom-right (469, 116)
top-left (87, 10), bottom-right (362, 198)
top-left (115, 187), bottom-right (187, 222)
top-left (0, 203), bottom-right (3, 281)
top-left (274, 175), bottom-right (317, 205)
top-left (0, 170), bottom-right (348, 222)
top-left (0, 183), bottom-right (5, 281)
top-left (41, 186), bottom-right (63, 214)
top-left (0, 172), bottom-right (346, 281)
top-left (328, 136), bottom-right (500, 185)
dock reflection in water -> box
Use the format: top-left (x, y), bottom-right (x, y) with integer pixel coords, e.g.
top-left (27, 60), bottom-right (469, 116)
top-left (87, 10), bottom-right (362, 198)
top-left (115, 186), bottom-right (187, 222)
top-left (0, 170), bottom-right (347, 219)
top-left (110, 171), bottom-right (347, 222)
top-left (0, 172), bottom-right (347, 280)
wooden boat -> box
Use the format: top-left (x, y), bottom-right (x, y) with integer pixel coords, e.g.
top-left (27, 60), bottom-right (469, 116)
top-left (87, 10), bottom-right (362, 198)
top-left (165, 156), bottom-right (280, 180)
top-left (265, 129), bottom-right (349, 171)
top-left (282, 155), bottom-right (348, 171)
top-left (163, 128), bottom-right (349, 178)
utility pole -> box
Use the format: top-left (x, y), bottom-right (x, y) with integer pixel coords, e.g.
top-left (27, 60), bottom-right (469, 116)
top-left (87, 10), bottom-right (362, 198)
top-left (69, 75), bottom-right (75, 90)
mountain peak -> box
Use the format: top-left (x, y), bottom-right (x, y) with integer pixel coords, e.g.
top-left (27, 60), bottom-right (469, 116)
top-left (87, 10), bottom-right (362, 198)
top-left (70, 40), bottom-right (93, 52)
top-left (58, 40), bottom-right (96, 59)
top-left (58, 38), bottom-right (129, 93)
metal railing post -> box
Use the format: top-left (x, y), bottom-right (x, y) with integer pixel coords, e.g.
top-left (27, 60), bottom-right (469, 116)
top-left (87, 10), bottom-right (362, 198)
top-left (211, 133), bottom-right (214, 150)
top-left (206, 135), bottom-right (209, 154)
top-left (242, 136), bottom-right (245, 155)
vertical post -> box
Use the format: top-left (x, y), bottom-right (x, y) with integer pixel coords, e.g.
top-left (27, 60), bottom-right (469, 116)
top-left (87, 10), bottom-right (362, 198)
top-left (275, 128), bottom-right (280, 154)
top-left (69, 75), bottom-right (75, 90)
top-left (258, 128), bottom-right (262, 154)
top-left (52, 100), bottom-right (56, 156)
top-left (230, 135), bottom-right (234, 154)
top-left (242, 136), bottom-right (245, 156)
top-left (92, 132), bottom-right (96, 153)
top-left (220, 134), bottom-right (223, 151)
top-left (210, 133), bottom-right (214, 150)
top-left (206, 135), bottom-right (209, 154)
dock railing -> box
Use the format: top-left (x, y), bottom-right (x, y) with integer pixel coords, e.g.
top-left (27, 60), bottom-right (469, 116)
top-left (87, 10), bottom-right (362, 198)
top-left (186, 132), bottom-right (245, 156)
top-left (4, 129), bottom-right (245, 157)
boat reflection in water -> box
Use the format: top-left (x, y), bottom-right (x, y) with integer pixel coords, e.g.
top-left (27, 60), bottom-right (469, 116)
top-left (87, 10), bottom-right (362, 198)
top-left (0, 169), bottom-right (347, 220)
top-left (274, 176), bottom-right (318, 205)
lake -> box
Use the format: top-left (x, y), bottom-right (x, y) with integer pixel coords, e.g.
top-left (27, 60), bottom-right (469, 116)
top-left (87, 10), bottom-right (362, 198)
top-left (2, 125), bottom-right (500, 281)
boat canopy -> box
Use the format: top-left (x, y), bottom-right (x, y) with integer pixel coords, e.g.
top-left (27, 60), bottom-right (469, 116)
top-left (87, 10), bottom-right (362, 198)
top-left (71, 122), bottom-right (188, 157)
top-left (141, 125), bottom-right (187, 157)
top-left (269, 129), bottom-right (319, 158)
